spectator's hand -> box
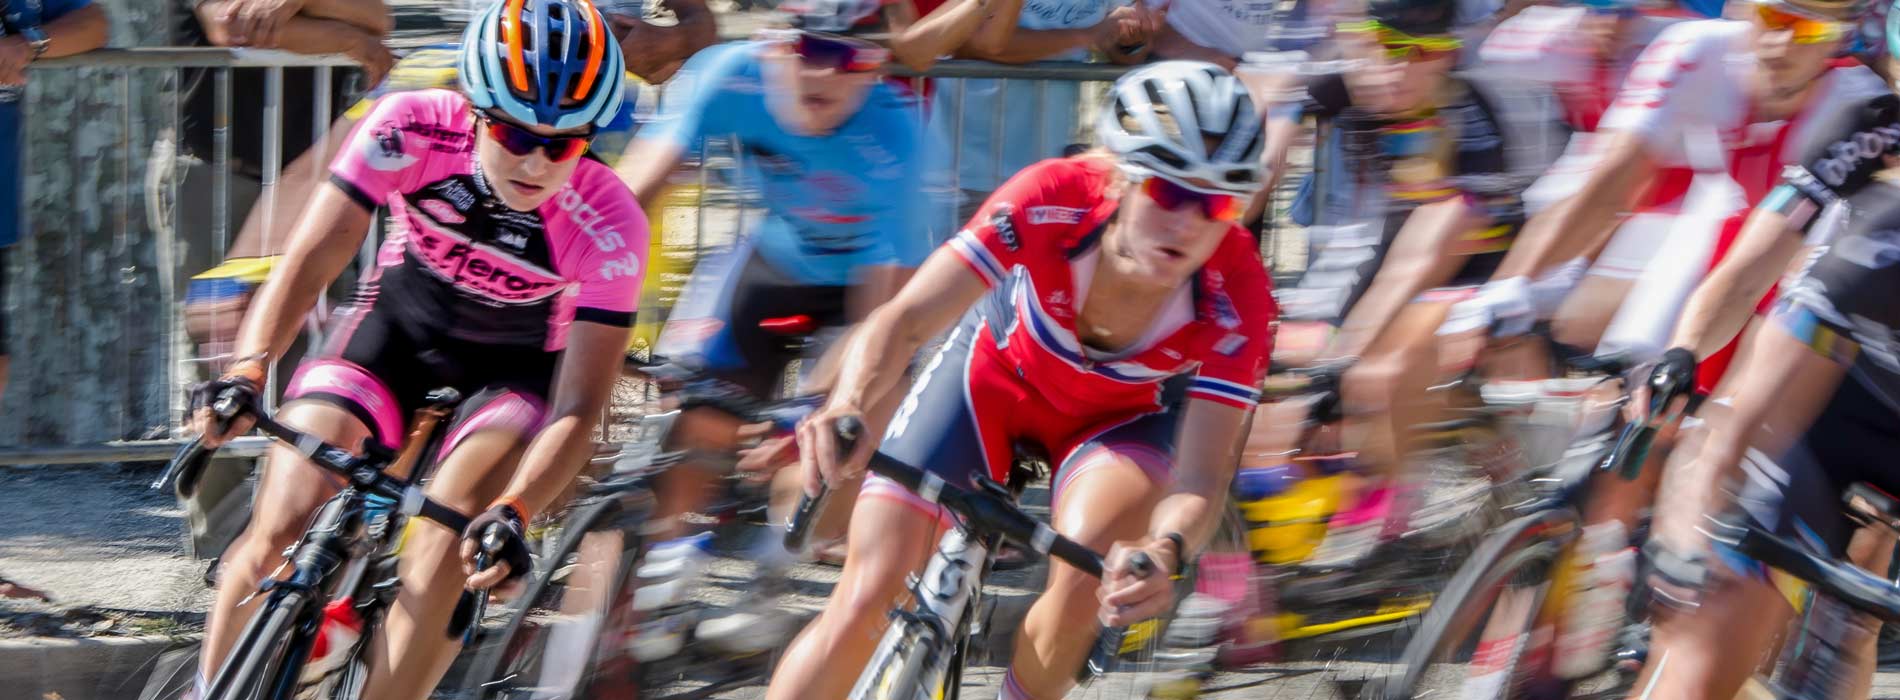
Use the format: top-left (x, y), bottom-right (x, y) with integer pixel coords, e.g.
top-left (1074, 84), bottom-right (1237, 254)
top-left (346, 34), bottom-right (395, 88)
top-left (222, 0), bottom-right (306, 48)
top-left (1109, 0), bottom-right (1169, 48)
top-left (0, 37), bottom-right (33, 86)
top-left (608, 14), bottom-right (689, 84)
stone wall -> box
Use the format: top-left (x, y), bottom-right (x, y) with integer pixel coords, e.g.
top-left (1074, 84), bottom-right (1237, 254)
top-left (1, 0), bottom-right (176, 446)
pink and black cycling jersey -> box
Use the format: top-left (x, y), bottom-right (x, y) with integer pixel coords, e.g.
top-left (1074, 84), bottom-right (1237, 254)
top-left (946, 157), bottom-right (1277, 414)
top-left (329, 88), bottom-right (648, 351)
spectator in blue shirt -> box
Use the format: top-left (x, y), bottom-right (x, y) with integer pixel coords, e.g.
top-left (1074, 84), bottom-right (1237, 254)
top-left (0, 0), bottom-right (109, 605)
top-left (0, 0), bottom-right (109, 404)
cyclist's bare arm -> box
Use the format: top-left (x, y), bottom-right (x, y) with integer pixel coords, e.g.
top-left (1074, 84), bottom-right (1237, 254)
top-left (478, 321), bottom-right (634, 556)
top-left (803, 246), bottom-right (988, 484)
top-left (1490, 130), bottom-right (1656, 280)
top-left (885, 0), bottom-right (1025, 72)
top-left (836, 249), bottom-right (984, 420)
top-left (615, 139), bottom-right (688, 211)
top-left (1329, 196), bottom-right (1488, 358)
top-left (1244, 101), bottom-right (1304, 225)
top-left (1102, 397), bottom-right (1248, 624)
top-left (1152, 398), bottom-right (1249, 555)
top-left (233, 182), bottom-right (374, 364)
top-left (1667, 204), bottom-right (1806, 360)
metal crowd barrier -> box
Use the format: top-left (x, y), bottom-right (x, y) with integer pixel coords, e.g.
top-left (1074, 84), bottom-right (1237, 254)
top-left (0, 47), bottom-right (1314, 466)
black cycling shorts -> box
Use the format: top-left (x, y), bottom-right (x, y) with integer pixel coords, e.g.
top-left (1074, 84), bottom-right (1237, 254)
top-left (655, 241), bottom-right (850, 399)
top-left (284, 297), bottom-right (560, 451)
top-left (1735, 366), bottom-right (1900, 557)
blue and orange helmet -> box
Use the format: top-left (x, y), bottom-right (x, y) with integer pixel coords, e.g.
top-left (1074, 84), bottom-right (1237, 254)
top-left (459, 0), bottom-right (626, 131)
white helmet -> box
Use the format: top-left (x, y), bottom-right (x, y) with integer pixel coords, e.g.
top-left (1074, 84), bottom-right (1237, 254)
top-left (1097, 61), bottom-right (1265, 195)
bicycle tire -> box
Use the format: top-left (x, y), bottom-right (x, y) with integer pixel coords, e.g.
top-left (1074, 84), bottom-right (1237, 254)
top-left (461, 492), bottom-right (652, 700)
top-left (850, 618), bottom-right (943, 700)
top-left (1369, 508), bottom-right (1576, 700)
top-left (205, 591), bottom-right (307, 700)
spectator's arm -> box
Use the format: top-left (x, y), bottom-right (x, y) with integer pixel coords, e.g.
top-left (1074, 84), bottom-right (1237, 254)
top-left (199, 3), bottom-right (393, 83)
top-left (608, 0), bottom-right (718, 84)
top-left (36, 4), bottom-right (108, 59)
top-left (616, 138), bottom-right (689, 211)
top-left (884, 0), bottom-right (1014, 72)
top-left (1149, 21), bottom-right (1234, 69)
top-left (298, 0), bottom-right (392, 37)
top-left (955, 20), bottom-right (1105, 63)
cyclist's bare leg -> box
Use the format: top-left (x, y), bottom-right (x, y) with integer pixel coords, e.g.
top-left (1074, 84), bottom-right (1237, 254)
top-left (199, 400), bottom-right (368, 681)
top-left (1007, 455), bottom-right (1164, 699)
top-left (1341, 299), bottom-right (1454, 481)
top-left (361, 428), bottom-right (528, 700)
top-left (1631, 323), bottom-right (1845, 700)
top-left (653, 406), bottom-right (746, 540)
top-left (766, 494), bottom-right (945, 700)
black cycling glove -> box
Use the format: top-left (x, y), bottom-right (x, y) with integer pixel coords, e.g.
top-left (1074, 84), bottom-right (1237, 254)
top-left (464, 503), bottom-right (533, 584)
top-left (188, 367), bottom-right (262, 420)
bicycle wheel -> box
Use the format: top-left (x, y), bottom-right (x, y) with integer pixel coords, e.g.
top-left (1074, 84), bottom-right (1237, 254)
top-left (462, 492), bottom-right (652, 700)
top-left (851, 617), bottom-right (949, 700)
top-left (205, 591), bottom-right (309, 700)
top-left (1368, 508), bottom-right (1575, 700)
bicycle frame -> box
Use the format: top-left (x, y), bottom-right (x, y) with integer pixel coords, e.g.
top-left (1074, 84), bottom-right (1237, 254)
top-left (849, 526), bottom-right (996, 700)
top-left (187, 392), bottom-right (470, 700)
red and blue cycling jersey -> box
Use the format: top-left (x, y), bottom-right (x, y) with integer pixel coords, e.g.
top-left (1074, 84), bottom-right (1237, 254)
top-left (946, 157), bottom-right (1277, 414)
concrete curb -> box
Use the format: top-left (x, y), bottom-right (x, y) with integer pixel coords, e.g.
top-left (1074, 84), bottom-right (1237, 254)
top-left (0, 633), bottom-right (201, 700)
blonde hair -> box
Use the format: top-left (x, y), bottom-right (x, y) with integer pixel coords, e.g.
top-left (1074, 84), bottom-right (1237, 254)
top-left (1073, 147), bottom-right (1132, 197)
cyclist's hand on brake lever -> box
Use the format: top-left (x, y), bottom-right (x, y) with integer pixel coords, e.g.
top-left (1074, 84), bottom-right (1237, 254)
top-left (1624, 347), bottom-right (1696, 425)
top-left (1098, 543), bottom-right (1172, 627)
top-left (188, 357), bottom-right (266, 448)
top-left (796, 402), bottom-right (875, 497)
top-left (461, 502), bottom-right (532, 592)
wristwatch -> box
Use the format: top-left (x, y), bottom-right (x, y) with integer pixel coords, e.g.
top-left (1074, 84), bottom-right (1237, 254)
top-left (19, 26), bottom-right (49, 61)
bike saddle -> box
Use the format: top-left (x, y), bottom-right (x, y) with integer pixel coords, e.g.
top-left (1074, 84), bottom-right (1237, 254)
top-left (1845, 482), bottom-right (1900, 535)
top-left (757, 314), bottom-right (817, 336)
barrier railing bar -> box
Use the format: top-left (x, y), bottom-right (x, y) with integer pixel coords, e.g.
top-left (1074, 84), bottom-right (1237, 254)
top-left (263, 66), bottom-right (285, 411)
top-left (38, 47), bottom-right (357, 69)
top-left (212, 67), bottom-right (233, 364)
top-left (887, 60), bottom-right (1131, 80)
top-left (35, 49), bottom-right (1130, 79)
top-left (991, 78), bottom-right (1005, 191)
top-left (0, 437), bottom-right (275, 466)
top-left (951, 79), bottom-right (965, 209)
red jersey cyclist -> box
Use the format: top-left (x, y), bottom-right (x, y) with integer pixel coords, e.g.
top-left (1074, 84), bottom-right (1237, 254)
top-left (185, 2), bottom-right (645, 699)
top-left (769, 61), bottom-right (1277, 700)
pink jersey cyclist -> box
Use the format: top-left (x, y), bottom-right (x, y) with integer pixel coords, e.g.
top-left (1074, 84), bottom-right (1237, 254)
top-left (869, 156), bottom-right (1276, 515)
top-left (290, 88), bottom-right (648, 451)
